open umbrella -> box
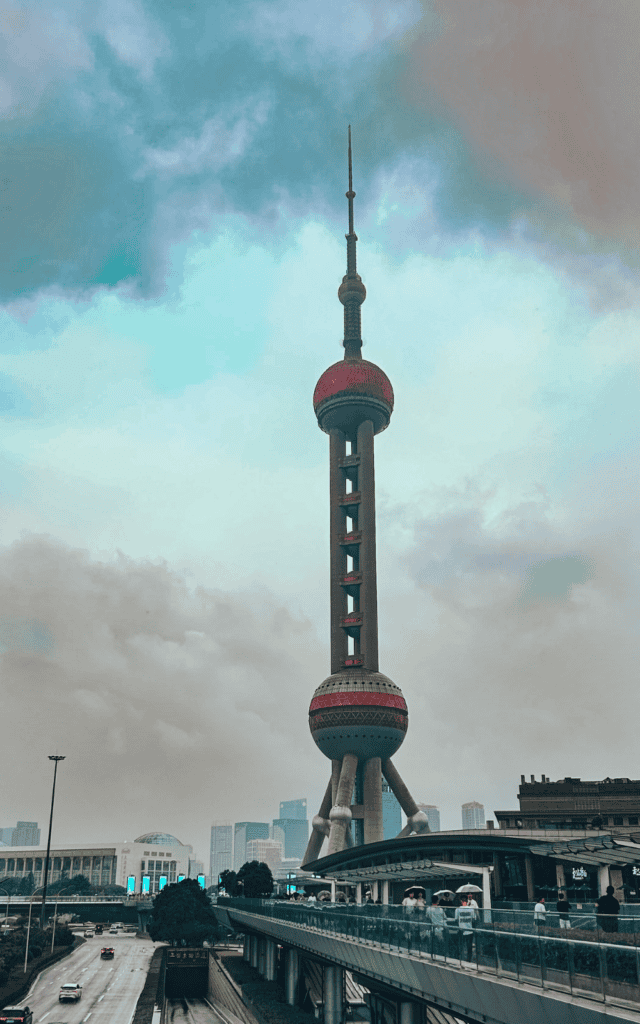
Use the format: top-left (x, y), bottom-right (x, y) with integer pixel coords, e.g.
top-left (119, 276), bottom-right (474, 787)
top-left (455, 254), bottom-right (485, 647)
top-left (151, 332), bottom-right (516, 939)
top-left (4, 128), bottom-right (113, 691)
top-left (455, 884), bottom-right (483, 894)
top-left (433, 890), bottom-right (455, 896)
top-left (404, 886), bottom-right (426, 894)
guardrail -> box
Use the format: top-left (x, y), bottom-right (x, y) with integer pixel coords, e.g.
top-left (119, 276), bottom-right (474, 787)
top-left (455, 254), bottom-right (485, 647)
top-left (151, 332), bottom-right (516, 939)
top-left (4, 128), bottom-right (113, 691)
top-left (218, 898), bottom-right (640, 1010)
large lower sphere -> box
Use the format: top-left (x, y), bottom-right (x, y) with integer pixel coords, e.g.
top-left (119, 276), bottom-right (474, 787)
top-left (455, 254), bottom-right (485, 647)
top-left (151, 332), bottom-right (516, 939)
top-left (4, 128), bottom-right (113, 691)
top-left (309, 668), bottom-right (407, 761)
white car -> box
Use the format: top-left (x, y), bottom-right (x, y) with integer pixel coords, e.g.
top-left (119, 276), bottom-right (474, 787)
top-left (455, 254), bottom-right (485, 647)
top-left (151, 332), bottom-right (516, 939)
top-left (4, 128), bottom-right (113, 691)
top-left (84, 929), bottom-right (94, 938)
top-left (59, 984), bottom-right (82, 1003)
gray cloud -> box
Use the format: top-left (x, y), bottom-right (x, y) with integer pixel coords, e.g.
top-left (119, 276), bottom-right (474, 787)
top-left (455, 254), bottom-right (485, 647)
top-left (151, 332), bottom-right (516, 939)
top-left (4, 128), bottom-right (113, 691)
top-left (0, 535), bottom-right (325, 858)
top-left (396, 487), bottom-right (640, 807)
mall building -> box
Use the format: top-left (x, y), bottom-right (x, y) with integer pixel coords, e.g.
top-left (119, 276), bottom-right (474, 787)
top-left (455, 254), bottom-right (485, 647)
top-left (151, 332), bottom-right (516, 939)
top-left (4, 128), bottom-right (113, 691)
top-left (0, 832), bottom-right (194, 894)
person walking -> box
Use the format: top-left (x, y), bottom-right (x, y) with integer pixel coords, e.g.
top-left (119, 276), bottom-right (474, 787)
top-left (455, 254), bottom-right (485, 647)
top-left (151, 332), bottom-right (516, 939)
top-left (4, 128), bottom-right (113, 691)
top-left (425, 896), bottom-right (447, 952)
top-left (596, 885), bottom-right (620, 934)
top-left (534, 896), bottom-right (546, 929)
top-left (454, 897), bottom-right (477, 961)
top-left (556, 892), bottom-right (571, 929)
top-left (402, 892), bottom-right (417, 910)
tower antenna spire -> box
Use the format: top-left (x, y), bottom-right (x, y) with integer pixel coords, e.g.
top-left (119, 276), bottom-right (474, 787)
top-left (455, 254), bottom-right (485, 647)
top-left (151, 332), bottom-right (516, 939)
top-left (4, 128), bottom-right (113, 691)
top-left (347, 124), bottom-right (354, 235)
top-left (339, 125), bottom-right (365, 359)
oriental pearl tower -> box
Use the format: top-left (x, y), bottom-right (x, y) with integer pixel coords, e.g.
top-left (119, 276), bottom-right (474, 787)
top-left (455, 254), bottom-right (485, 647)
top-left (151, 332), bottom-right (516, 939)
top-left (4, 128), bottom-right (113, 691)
top-left (302, 130), bottom-right (429, 865)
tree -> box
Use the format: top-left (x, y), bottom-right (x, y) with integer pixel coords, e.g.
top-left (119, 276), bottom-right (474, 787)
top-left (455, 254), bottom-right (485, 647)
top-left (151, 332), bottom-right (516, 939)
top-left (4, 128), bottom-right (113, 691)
top-left (236, 861), bottom-right (273, 898)
top-left (219, 870), bottom-right (238, 896)
top-left (148, 878), bottom-right (219, 946)
top-left (17, 872), bottom-right (35, 895)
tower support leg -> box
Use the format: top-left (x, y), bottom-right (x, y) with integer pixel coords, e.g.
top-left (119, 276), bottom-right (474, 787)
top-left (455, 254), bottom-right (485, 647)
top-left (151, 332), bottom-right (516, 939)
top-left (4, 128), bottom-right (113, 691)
top-left (302, 778), bottom-right (332, 866)
top-left (363, 756), bottom-right (384, 843)
top-left (382, 759), bottom-right (429, 835)
top-left (328, 753), bottom-right (358, 855)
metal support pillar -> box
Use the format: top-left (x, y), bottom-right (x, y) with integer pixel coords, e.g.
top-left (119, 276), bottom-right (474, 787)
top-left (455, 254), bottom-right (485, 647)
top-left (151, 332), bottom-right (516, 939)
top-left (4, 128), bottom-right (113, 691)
top-left (372, 881), bottom-right (379, 902)
top-left (556, 862), bottom-right (566, 891)
top-left (324, 964), bottom-right (344, 1024)
top-left (258, 937), bottom-right (266, 977)
top-left (363, 756), bottom-right (383, 844)
top-left (250, 934), bottom-right (259, 969)
top-left (399, 1003), bottom-right (417, 1024)
top-left (356, 883), bottom-right (362, 904)
top-left (330, 878), bottom-right (337, 903)
top-left (285, 948), bottom-right (299, 1006)
top-left (264, 939), bottom-right (277, 981)
top-left (243, 934), bottom-right (250, 960)
top-left (381, 880), bottom-right (389, 905)
top-left (524, 856), bottom-right (535, 902)
top-left (598, 865), bottom-right (610, 895)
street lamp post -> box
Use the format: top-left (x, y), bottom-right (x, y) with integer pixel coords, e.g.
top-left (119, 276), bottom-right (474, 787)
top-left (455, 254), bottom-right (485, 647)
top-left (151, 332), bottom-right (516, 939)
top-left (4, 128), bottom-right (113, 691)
top-left (0, 886), bottom-right (10, 928)
top-left (40, 755), bottom-right (66, 930)
top-left (50, 885), bottom-right (75, 953)
top-left (24, 888), bottom-right (44, 973)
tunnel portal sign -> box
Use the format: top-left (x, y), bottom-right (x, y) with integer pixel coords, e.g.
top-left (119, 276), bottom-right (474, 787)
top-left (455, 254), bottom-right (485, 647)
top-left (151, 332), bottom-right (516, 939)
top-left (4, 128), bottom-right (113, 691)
top-left (166, 949), bottom-right (209, 965)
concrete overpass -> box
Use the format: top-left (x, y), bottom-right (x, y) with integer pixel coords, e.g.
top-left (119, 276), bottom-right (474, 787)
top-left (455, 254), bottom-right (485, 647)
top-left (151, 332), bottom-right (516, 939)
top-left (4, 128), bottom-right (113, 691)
top-left (214, 898), bottom-right (640, 1024)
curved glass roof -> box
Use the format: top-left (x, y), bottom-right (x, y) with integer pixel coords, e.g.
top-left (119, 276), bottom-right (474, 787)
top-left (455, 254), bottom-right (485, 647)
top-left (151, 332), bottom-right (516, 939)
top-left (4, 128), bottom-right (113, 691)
top-left (134, 832), bottom-right (183, 846)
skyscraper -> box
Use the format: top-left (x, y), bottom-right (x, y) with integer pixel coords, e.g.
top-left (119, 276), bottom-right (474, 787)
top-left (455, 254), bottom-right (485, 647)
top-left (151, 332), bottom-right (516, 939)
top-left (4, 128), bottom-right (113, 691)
top-left (279, 798), bottom-right (307, 820)
top-left (209, 822), bottom-right (232, 884)
top-left (303, 130), bottom-right (428, 864)
top-left (381, 780), bottom-right (401, 839)
top-left (462, 802), bottom-right (486, 830)
top-left (418, 804), bottom-right (441, 832)
top-left (234, 822), bottom-right (269, 871)
top-left (272, 818), bottom-right (309, 859)
top-left (12, 822), bottom-right (40, 846)
top-left (246, 838), bottom-right (283, 876)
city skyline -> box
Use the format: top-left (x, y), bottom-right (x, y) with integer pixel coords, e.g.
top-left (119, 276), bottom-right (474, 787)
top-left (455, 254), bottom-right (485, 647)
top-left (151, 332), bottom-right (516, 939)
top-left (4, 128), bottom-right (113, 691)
top-left (1, 1), bottom-right (638, 861)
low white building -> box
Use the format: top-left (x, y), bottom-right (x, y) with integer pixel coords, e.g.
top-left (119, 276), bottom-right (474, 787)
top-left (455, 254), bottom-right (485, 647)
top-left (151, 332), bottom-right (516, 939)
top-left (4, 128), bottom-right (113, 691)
top-left (0, 831), bottom-right (191, 894)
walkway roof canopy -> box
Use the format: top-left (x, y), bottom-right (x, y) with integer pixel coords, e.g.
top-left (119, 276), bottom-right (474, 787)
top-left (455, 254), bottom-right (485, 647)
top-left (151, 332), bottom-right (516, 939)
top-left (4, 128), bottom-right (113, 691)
top-left (301, 829), bottom-right (640, 883)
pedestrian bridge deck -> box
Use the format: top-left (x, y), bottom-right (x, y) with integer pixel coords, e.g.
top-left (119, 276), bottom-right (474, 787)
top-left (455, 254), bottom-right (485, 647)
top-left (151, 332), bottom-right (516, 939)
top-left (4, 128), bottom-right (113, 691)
top-left (214, 899), bottom-right (640, 1024)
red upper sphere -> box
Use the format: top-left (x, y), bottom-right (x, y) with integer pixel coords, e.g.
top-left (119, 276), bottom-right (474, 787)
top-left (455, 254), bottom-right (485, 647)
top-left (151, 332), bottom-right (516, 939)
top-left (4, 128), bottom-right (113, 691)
top-left (313, 359), bottom-right (394, 411)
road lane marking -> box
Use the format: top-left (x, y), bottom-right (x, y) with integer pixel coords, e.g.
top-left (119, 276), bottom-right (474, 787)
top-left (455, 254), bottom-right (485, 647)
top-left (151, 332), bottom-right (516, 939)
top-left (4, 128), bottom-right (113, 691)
top-left (83, 1015), bottom-right (92, 1021)
top-left (39, 1013), bottom-right (51, 1020)
top-left (97, 996), bottom-right (104, 1002)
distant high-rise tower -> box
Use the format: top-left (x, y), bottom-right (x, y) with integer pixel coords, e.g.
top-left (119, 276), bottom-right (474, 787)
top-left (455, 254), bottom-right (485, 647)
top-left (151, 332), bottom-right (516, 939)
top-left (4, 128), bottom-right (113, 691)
top-left (234, 822), bottom-right (269, 871)
top-left (12, 822), bottom-right (40, 846)
top-left (279, 798), bottom-right (307, 820)
top-left (418, 804), bottom-right (441, 832)
top-left (303, 129), bottom-right (428, 864)
top-left (0, 828), bottom-right (15, 846)
top-left (210, 822), bottom-right (233, 883)
top-left (462, 802), bottom-right (485, 829)
top-left (272, 818), bottom-right (309, 859)
top-left (382, 780), bottom-right (401, 839)
top-left (246, 838), bottom-right (283, 876)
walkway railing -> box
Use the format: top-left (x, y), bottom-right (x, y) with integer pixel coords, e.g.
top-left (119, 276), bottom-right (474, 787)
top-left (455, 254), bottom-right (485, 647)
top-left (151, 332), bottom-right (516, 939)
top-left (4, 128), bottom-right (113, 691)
top-left (219, 898), bottom-right (640, 1010)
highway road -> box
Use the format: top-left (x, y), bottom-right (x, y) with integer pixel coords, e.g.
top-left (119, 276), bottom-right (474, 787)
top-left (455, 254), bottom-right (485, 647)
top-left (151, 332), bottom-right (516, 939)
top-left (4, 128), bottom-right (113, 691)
top-left (24, 932), bottom-right (156, 1024)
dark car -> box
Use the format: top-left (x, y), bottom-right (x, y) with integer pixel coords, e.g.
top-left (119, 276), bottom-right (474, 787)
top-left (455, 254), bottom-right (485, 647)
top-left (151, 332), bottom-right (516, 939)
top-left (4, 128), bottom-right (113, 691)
top-left (1, 1008), bottom-right (33, 1024)
top-left (100, 947), bottom-right (115, 960)
top-left (94, 925), bottom-right (103, 935)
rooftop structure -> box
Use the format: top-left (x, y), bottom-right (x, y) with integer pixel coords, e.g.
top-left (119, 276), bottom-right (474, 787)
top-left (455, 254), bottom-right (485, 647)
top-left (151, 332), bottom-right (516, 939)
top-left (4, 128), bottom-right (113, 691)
top-left (496, 775), bottom-right (640, 832)
top-left (303, 130), bottom-right (428, 864)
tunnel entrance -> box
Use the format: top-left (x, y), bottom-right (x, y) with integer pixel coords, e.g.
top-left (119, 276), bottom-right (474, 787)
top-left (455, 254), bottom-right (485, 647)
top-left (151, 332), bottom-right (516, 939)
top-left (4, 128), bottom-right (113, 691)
top-left (164, 948), bottom-right (209, 997)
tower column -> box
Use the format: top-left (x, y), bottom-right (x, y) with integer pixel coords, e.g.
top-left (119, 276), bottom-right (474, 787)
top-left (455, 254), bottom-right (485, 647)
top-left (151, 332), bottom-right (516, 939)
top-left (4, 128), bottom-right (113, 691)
top-left (330, 429), bottom-right (348, 672)
top-left (357, 419), bottom-right (378, 671)
top-left (363, 757), bottom-right (383, 844)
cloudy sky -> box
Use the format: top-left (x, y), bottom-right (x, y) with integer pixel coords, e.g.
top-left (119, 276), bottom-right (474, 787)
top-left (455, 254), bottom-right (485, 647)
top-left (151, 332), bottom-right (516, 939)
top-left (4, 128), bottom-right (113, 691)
top-left (1, 0), bottom-right (640, 866)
